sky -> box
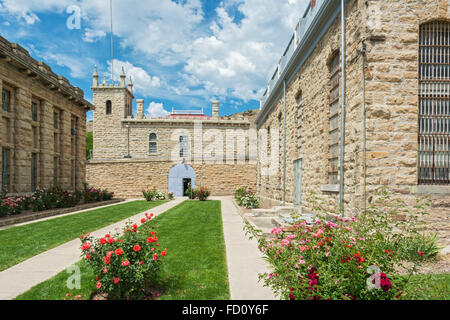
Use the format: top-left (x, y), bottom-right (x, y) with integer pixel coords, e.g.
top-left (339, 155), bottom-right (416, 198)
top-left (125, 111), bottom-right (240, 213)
top-left (0, 0), bottom-right (309, 121)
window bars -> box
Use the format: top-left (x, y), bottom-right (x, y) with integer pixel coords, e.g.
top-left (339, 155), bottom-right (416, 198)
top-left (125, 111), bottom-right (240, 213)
top-left (418, 21), bottom-right (450, 185)
top-left (329, 53), bottom-right (340, 185)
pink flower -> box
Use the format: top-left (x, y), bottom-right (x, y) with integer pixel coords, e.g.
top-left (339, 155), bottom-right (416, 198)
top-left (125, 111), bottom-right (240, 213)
top-left (96, 281), bottom-right (102, 289)
top-left (122, 260), bottom-right (130, 267)
top-left (153, 254), bottom-right (158, 261)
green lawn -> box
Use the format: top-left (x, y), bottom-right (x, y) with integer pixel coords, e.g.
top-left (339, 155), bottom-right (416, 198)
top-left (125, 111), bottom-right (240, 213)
top-left (0, 200), bottom-right (166, 271)
top-left (401, 273), bottom-right (450, 300)
top-left (15, 200), bottom-right (230, 300)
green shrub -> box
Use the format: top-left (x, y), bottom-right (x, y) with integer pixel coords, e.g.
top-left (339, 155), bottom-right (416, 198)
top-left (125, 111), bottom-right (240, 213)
top-left (246, 188), bottom-right (433, 300)
top-left (80, 213), bottom-right (166, 300)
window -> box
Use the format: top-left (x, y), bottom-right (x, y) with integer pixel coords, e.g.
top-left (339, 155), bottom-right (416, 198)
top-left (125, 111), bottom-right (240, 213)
top-left (328, 52), bottom-right (340, 185)
top-left (53, 111), bottom-right (58, 129)
top-left (179, 136), bottom-right (189, 157)
top-left (31, 102), bottom-right (38, 121)
top-left (297, 93), bottom-right (303, 156)
top-left (149, 133), bottom-right (157, 154)
top-left (106, 100), bottom-right (112, 115)
top-left (2, 89), bottom-right (10, 112)
top-left (418, 21), bottom-right (450, 184)
top-left (31, 153), bottom-right (37, 192)
top-left (53, 157), bottom-right (59, 186)
top-left (2, 148), bottom-right (9, 193)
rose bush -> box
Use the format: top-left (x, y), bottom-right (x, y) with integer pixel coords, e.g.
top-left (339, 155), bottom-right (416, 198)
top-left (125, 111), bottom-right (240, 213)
top-left (80, 212), bottom-right (167, 300)
top-left (246, 188), bottom-right (431, 300)
top-left (235, 187), bottom-right (259, 208)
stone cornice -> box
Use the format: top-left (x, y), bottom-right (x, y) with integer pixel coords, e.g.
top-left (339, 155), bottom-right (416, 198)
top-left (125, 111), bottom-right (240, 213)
top-left (0, 35), bottom-right (94, 111)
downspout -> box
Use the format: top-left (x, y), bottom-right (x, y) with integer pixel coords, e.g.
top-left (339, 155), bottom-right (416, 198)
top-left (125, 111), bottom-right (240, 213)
top-left (361, 40), bottom-right (367, 213)
top-left (283, 79), bottom-right (287, 206)
top-left (339, 0), bottom-right (346, 213)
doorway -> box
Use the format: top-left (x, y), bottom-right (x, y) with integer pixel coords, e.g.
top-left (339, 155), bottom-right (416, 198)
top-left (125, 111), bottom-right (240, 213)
top-left (183, 178), bottom-right (192, 196)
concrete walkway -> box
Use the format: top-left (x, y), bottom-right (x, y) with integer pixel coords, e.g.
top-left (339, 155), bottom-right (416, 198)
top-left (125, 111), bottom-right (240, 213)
top-left (215, 196), bottom-right (278, 300)
top-left (0, 196), bottom-right (278, 300)
top-left (0, 198), bottom-right (185, 300)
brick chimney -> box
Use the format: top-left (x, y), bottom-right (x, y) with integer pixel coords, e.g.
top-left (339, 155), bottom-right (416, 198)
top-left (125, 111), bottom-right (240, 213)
top-left (136, 99), bottom-right (145, 119)
top-left (212, 100), bottom-right (219, 118)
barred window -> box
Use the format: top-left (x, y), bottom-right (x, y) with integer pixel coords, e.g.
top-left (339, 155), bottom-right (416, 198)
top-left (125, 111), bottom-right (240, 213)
top-left (179, 135), bottom-right (189, 158)
top-left (2, 89), bottom-right (10, 112)
top-left (418, 21), bottom-right (450, 185)
top-left (297, 93), bottom-right (302, 156)
top-left (149, 133), bottom-right (157, 154)
top-left (328, 52), bottom-right (340, 185)
top-left (2, 148), bottom-right (10, 193)
top-left (31, 102), bottom-right (38, 121)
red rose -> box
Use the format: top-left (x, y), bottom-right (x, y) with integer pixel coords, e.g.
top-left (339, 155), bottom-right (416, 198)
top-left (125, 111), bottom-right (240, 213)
top-left (115, 248), bottom-right (124, 256)
top-left (122, 260), bottom-right (130, 267)
top-left (161, 251), bottom-right (167, 256)
top-left (133, 245), bottom-right (141, 252)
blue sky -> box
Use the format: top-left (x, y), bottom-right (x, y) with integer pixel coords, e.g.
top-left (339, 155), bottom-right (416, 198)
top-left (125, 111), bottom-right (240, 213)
top-left (0, 0), bottom-right (308, 121)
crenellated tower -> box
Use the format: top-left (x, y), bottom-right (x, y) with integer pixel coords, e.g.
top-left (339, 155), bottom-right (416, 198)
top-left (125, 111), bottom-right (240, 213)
top-left (91, 66), bottom-right (135, 159)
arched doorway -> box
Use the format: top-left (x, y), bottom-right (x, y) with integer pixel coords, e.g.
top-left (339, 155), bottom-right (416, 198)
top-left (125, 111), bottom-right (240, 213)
top-left (168, 164), bottom-right (196, 197)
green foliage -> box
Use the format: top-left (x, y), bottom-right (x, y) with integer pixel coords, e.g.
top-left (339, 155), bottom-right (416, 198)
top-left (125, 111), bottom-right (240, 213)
top-left (80, 213), bottom-right (165, 300)
top-left (235, 187), bottom-right (259, 208)
top-left (142, 188), bottom-right (166, 201)
top-left (245, 187), bottom-right (438, 300)
top-left (86, 131), bottom-right (93, 160)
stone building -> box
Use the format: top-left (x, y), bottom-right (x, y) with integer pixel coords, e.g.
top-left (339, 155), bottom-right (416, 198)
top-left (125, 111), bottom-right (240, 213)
top-left (0, 35), bottom-right (93, 194)
top-left (256, 0), bottom-right (449, 245)
top-left (87, 67), bottom-right (258, 198)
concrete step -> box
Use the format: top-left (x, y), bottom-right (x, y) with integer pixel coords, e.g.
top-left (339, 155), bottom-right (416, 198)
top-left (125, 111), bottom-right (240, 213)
top-left (250, 208), bottom-right (278, 217)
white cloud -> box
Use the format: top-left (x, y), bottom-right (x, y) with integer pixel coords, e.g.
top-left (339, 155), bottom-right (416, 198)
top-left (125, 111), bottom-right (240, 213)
top-left (0, 0), bottom-right (309, 104)
top-left (83, 28), bottom-right (106, 43)
top-left (41, 52), bottom-right (95, 78)
top-left (107, 59), bottom-right (161, 95)
top-left (146, 102), bottom-right (170, 118)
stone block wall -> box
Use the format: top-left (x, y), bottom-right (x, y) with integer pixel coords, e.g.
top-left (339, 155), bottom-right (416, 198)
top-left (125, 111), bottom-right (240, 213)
top-left (0, 37), bottom-right (90, 194)
top-left (256, 0), bottom-right (450, 245)
top-left (86, 159), bottom-right (256, 198)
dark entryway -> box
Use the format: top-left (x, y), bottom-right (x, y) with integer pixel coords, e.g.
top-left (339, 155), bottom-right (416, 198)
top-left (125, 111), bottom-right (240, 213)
top-left (183, 178), bottom-right (192, 196)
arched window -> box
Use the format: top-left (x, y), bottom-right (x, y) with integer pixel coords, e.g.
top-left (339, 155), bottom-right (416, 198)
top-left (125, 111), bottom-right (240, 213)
top-left (106, 100), bottom-right (112, 115)
top-left (418, 21), bottom-right (450, 185)
top-left (149, 133), bottom-right (157, 154)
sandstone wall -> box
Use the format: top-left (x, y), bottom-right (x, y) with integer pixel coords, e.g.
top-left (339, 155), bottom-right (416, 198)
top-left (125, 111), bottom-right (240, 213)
top-left (256, 0), bottom-right (450, 245)
top-left (0, 39), bottom-right (89, 194)
top-left (86, 159), bottom-right (256, 198)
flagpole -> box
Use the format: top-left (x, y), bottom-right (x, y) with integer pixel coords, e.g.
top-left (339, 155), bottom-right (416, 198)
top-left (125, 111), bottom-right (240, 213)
top-left (110, 0), bottom-right (114, 83)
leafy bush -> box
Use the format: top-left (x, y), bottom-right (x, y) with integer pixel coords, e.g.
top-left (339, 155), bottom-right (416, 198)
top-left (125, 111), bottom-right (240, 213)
top-left (0, 186), bottom-right (113, 217)
top-left (142, 188), bottom-right (165, 201)
top-left (195, 186), bottom-right (210, 201)
top-left (235, 187), bottom-right (259, 208)
top-left (234, 186), bottom-right (247, 202)
top-left (185, 185), bottom-right (196, 199)
top-left (168, 192), bottom-right (174, 200)
top-left (396, 233), bottom-right (442, 261)
top-left (80, 213), bottom-right (166, 300)
top-left (246, 188), bottom-right (433, 300)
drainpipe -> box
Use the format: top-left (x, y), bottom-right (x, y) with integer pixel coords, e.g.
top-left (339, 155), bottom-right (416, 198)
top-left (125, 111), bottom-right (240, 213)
top-left (339, 0), bottom-right (346, 213)
top-left (361, 40), bottom-right (367, 214)
top-left (124, 124), bottom-right (131, 158)
top-left (283, 79), bottom-right (287, 206)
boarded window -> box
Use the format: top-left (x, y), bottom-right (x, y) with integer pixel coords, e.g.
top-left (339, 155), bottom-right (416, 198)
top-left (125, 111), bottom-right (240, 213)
top-left (328, 52), bottom-right (340, 185)
top-left (418, 21), bottom-right (450, 185)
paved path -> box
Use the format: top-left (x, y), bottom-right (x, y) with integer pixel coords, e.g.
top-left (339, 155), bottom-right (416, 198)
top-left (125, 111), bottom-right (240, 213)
top-left (215, 196), bottom-right (278, 300)
top-left (0, 198), bottom-right (185, 300)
